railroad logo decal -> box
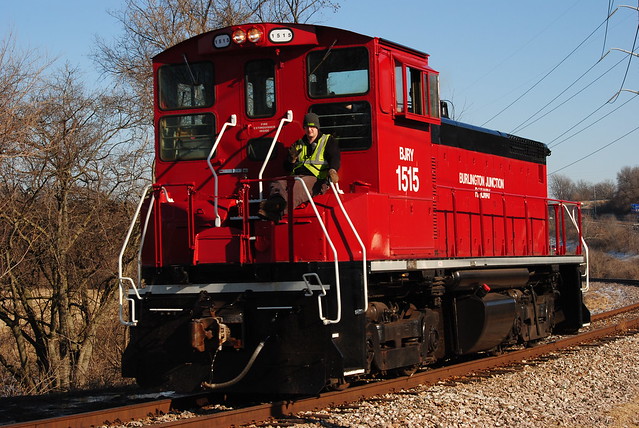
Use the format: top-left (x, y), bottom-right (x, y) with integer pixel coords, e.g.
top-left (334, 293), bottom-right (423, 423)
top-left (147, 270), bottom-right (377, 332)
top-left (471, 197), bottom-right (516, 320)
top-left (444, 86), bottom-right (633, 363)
top-left (459, 172), bottom-right (505, 199)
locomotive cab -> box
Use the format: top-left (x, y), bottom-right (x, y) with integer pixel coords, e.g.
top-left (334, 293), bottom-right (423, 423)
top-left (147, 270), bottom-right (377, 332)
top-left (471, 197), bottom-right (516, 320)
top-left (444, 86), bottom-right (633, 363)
top-left (118, 23), bottom-right (589, 395)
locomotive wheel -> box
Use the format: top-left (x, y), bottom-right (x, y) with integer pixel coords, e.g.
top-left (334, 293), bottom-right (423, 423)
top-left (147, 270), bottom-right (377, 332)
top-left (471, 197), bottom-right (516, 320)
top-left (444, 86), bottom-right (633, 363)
top-left (488, 346), bottom-right (504, 356)
top-left (136, 374), bottom-right (163, 389)
top-left (394, 363), bottom-right (419, 377)
top-left (366, 335), bottom-right (375, 370)
top-left (327, 378), bottom-right (350, 391)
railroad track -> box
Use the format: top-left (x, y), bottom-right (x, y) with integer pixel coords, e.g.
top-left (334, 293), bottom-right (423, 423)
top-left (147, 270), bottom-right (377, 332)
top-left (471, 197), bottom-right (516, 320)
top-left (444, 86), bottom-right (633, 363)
top-left (590, 277), bottom-right (639, 286)
top-left (6, 302), bottom-right (639, 428)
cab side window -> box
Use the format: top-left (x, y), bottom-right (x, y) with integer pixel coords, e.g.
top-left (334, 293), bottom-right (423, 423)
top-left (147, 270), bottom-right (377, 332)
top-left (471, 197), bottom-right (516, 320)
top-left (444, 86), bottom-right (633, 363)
top-left (310, 101), bottom-right (372, 151)
top-left (394, 60), bottom-right (440, 121)
top-left (428, 73), bottom-right (441, 119)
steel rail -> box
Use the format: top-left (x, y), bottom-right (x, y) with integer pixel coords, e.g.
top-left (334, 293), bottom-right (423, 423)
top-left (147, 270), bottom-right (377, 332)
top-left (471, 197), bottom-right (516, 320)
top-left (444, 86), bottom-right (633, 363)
top-left (3, 399), bottom-right (174, 428)
top-left (590, 277), bottom-right (639, 286)
top-left (591, 301), bottom-right (639, 321)
top-left (6, 304), bottom-right (639, 428)
top-left (156, 307), bottom-right (639, 427)
top-left (0, 393), bottom-right (215, 428)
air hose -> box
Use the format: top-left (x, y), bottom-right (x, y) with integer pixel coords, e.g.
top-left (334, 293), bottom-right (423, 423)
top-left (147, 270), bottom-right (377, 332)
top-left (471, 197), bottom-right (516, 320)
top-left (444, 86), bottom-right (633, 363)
top-left (201, 337), bottom-right (268, 390)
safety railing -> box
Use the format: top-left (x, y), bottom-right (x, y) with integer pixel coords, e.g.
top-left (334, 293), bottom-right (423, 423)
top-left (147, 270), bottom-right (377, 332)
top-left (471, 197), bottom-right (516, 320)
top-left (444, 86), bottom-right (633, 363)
top-left (436, 185), bottom-right (582, 254)
top-left (258, 110), bottom-right (293, 199)
top-left (117, 184), bottom-right (179, 325)
top-left (435, 184), bottom-right (589, 291)
top-left (206, 114), bottom-right (237, 227)
top-left (328, 181), bottom-right (368, 314)
top-left (294, 176), bottom-right (342, 324)
top-left (549, 200), bottom-right (589, 292)
top-left (238, 174), bottom-right (367, 324)
top-left (118, 184), bottom-right (155, 326)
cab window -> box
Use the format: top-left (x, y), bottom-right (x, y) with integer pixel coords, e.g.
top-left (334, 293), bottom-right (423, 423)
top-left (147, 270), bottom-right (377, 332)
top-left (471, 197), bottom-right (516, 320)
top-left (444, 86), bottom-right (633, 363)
top-left (307, 47), bottom-right (369, 98)
top-left (310, 102), bottom-right (372, 151)
top-left (246, 59), bottom-right (276, 117)
top-left (159, 114), bottom-right (216, 161)
top-left (429, 73), bottom-right (441, 119)
top-left (394, 60), bottom-right (440, 120)
top-left (158, 62), bottom-right (214, 110)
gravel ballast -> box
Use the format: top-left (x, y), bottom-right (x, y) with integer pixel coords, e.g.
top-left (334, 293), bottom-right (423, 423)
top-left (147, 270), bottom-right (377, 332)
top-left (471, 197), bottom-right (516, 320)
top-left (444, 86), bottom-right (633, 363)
top-left (283, 282), bottom-right (639, 428)
top-left (294, 333), bottom-right (639, 427)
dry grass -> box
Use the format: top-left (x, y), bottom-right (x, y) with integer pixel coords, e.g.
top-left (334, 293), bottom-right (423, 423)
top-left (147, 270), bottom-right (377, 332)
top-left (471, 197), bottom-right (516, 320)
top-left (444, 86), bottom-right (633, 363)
top-left (584, 215), bottom-right (639, 279)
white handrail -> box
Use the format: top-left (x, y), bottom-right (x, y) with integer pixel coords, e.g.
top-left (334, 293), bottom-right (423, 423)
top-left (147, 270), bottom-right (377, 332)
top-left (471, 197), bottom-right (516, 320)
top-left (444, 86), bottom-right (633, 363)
top-left (136, 190), bottom-right (157, 287)
top-left (259, 110), bottom-right (293, 199)
top-left (295, 177), bottom-right (341, 324)
top-left (118, 184), bottom-right (153, 326)
top-left (207, 115), bottom-right (238, 227)
top-left (329, 181), bottom-right (368, 313)
top-left (562, 203), bottom-right (590, 292)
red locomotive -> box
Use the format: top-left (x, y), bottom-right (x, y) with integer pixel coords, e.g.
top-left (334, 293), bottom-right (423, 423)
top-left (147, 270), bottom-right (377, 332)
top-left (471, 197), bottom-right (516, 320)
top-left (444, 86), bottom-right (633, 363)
top-left (118, 23), bottom-right (590, 394)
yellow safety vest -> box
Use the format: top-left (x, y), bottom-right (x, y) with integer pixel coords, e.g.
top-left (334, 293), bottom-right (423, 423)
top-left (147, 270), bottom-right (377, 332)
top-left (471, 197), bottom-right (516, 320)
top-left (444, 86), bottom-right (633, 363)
top-left (291, 134), bottom-right (331, 179)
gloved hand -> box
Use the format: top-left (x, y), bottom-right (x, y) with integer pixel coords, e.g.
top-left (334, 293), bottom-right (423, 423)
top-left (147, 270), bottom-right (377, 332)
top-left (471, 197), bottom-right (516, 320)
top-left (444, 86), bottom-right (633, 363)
top-left (288, 145), bottom-right (301, 163)
top-left (329, 168), bottom-right (339, 183)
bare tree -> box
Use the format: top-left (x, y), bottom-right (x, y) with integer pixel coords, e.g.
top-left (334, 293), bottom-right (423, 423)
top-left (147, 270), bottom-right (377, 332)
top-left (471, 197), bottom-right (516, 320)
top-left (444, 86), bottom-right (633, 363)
top-left (549, 174), bottom-right (577, 201)
top-left (255, 0), bottom-right (340, 23)
top-left (0, 33), bottom-right (51, 161)
top-left (0, 62), bottom-right (138, 392)
top-left (611, 166), bottom-right (639, 213)
top-left (571, 179), bottom-right (592, 201)
top-left (593, 179), bottom-right (615, 201)
top-left (93, 0), bottom-right (340, 130)
top-left (0, 34), bottom-right (51, 285)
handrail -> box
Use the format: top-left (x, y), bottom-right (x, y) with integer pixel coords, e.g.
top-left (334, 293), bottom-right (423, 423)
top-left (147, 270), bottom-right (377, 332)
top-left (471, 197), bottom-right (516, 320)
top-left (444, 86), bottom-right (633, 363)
top-left (259, 110), bottom-right (293, 199)
top-left (118, 184), bottom-right (153, 326)
top-left (207, 114), bottom-right (238, 227)
top-left (438, 184), bottom-right (589, 294)
top-left (437, 184), bottom-right (584, 253)
top-left (559, 202), bottom-right (590, 292)
top-left (295, 176), bottom-right (342, 324)
top-left (329, 181), bottom-right (368, 313)
top-left (137, 188), bottom-right (159, 286)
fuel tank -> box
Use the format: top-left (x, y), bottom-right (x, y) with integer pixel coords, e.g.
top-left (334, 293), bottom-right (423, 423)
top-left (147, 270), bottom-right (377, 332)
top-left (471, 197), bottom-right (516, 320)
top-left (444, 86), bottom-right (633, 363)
top-left (453, 293), bottom-right (516, 354)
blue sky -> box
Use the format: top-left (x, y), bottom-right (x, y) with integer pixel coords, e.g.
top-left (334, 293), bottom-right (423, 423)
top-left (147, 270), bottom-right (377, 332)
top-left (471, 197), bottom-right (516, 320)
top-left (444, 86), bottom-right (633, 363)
top-left (4, 1), bottom-right (638, 185)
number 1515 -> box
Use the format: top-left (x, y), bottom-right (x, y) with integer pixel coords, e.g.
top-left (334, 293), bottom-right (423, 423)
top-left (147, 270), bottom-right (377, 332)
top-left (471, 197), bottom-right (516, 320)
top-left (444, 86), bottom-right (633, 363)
top-left (396, 166), bottom-right (420, 192)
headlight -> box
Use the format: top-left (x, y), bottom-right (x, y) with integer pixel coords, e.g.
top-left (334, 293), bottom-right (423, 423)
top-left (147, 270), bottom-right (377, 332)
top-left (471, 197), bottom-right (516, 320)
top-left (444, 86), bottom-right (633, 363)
top-left (232, 29), bottom-right (247, 44)
top-left (247, 27), bottom-right (263, 43)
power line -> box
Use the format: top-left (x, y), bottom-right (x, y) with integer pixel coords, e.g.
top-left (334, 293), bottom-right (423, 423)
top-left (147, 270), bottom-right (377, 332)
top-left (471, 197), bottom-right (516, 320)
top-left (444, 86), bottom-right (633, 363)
top-left (480, 17), bottom-right (608, 127)
top-left (460, 0), bottom-right (581, 94)
top-left (483, 5), bottom-right (638, 127)
top-left (548, 101), bottom-right (608, 146)
top-left (601, 0), bottom-right (615, 58)
top-left (547, 4), bottom-right (639, 174)
top-left (549, 93), bottom-right (637, 148)
top-left (549, 123), bottom-right (639, 175)
top-left (609, 8), bottom-right (639, 103)
top-left (510, 55), bottom-right (626, 134)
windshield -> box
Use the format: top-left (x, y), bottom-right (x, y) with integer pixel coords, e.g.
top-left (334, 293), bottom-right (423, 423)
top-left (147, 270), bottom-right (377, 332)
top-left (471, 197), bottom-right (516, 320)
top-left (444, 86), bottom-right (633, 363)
top-left (158, 62), bottom-right (214, 110)
top-left (159, 113), bottom-right (216, 161)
